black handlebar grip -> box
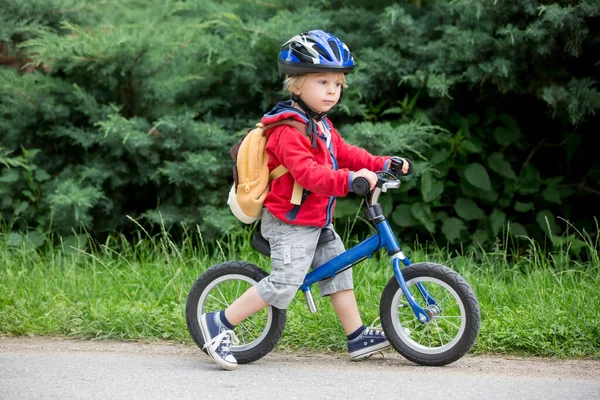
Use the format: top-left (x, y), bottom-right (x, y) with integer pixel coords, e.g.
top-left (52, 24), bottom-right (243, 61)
top-left (352, 176), bottom-right (371, 196)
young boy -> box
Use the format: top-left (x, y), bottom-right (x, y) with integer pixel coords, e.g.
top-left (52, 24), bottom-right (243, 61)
top-left (200, 30), bottom-right (412, 370)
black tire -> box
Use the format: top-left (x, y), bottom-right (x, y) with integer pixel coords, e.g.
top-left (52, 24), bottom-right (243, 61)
top-left (185, 260), bottom-right (286, 364)
top-left (380, 262), bottom-right (480, 366)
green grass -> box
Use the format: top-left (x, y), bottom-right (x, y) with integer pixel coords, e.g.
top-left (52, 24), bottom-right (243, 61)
top-left (0, 224), bottom-right (598, 359)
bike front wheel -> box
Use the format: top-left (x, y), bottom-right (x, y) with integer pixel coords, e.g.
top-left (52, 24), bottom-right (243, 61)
top-left (380, 262), bottom-right (480, 366)
top-left (185, 260), bottom-right (286, 364)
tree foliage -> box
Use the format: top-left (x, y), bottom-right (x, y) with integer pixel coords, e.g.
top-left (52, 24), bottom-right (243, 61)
top-left (1, 0), bottom-right (598, 253)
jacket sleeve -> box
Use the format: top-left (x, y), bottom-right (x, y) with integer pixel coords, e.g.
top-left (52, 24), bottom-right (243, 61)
top-left (272, 126), bottom-right (351, 196)
top-left (332, 128), bottom-right (391, 173)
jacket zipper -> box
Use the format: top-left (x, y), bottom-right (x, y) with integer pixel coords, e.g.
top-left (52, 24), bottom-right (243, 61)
top-left (321, 125), bottom-right (338, 227)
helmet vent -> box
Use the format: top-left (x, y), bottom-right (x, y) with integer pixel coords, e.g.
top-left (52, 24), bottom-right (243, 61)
top-left (328, 39), bottom-right (341, 61)
top-left (291, 42), bottom-right (315, 63)
top-left (312, 44), bottom-right (332, 62)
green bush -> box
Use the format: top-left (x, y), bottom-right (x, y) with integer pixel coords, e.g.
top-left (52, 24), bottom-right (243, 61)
top-left (1, 0), bottom-right (598, 251)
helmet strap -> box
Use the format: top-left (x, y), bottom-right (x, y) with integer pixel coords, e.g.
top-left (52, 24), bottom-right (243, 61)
top-left (292, 92), bottom-right (344, 149)
top-left (291, 93), bottom-right (326, 148)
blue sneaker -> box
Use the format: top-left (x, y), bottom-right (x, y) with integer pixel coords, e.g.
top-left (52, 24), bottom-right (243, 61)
top-left (348, 320), bottom-right (391, 360)
top-left (200, 312), bottom-right (239, 370)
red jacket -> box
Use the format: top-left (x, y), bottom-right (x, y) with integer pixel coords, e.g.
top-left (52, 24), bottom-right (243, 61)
top-left (262, 101), bottom-right (390, 227)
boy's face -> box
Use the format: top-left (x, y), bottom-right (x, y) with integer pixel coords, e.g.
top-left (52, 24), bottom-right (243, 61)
top-left (294, 72), bottom-right (344, 114)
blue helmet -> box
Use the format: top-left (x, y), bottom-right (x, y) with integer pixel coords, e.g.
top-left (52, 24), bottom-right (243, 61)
top-left (277, 30), bottom-right (355, 76)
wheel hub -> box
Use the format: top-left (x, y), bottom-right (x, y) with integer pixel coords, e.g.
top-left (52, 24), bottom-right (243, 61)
top-left (424, 305), bottom-right (441, 323)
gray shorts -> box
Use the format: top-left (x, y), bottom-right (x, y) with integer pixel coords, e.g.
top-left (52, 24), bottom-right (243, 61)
top-left (254, 208), bottom-right (354, 309)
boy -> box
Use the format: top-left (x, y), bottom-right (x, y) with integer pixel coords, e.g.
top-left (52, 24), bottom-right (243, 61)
top-left (201, 30), bottom-right (412, 370)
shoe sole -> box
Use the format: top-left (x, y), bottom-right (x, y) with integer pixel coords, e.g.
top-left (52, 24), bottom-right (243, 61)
top-left (349, 341), bottom-right (391, 360)
top-left (199, 314), bottom-right (238, 371)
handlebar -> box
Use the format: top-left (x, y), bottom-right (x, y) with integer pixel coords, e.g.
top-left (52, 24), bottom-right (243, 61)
top-left (352, 176), bottom-right (371, 196)
top-left (353, 172), bottom-right (402, 206)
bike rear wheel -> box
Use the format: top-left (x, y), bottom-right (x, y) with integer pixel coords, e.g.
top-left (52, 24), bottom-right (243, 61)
top-left (185, 260), bottom-right (286, 364)
top-left (380, 262), bottom-right (480, 366)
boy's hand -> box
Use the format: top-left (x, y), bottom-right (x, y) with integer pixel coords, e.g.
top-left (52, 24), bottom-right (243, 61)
top-left (390, 157), bottom-right (413, 176)
top-left (353, 169), bottom-right (378, 190)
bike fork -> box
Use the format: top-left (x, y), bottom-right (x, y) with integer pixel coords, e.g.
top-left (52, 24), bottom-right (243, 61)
top-left (391, 255), bottom-right (434, 323)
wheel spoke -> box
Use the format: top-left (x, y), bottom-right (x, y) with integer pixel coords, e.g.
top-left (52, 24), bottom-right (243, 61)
top-left (438, 292), bottom-right (453, 308)
top-left (437, 324), bottom-right (457, 341)
top-left (238, 321), bottom-right (258, 343)
top-left (395, 308), bottom-right (420, 329)
top-left (235, 280), bottom-right (242, 298)
top-left (436, 316), bottom-right (462, 330)
top-left (416, 324), bottom-right (428, 343)
top-left (214, 285), bottom-right (230, 307)
top-left (441, 300), bottom-right (460, 314)
top-left (433, 320), bottom-right (445, 346)
top-left (242, 315), bottom-right (262, 330)
top-left (207, 293), bottom-right (230, 309)
top-left (238, 322), bottom-right (247, 344)
top-left (397, 299), bottom-right (410, 308)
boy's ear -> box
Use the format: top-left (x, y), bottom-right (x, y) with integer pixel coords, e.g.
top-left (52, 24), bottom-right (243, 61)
top-left (293, 80), bottom-right (303, 96)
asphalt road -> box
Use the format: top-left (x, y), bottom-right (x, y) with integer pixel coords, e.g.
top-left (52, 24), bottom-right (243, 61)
top-left (1, 337), bottom-right (599, 400)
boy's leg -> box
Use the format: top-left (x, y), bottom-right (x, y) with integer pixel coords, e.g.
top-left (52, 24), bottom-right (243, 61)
top-left (312, 227), bottom-right (360, 334)
top-left (313, 227), bottom-right (391, 359)
top-left (199, 286), bottom-right (268, 371)
top-left (200, 286), bottom-right (268, 371)
top-left (200, 209), bottom-right (320, 370)
top-left (224, 286), bottom-right (269, 326)
top-left (330, 289), bottom-right (362, 334)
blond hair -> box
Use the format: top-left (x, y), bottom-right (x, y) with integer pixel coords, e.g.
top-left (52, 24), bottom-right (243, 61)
top-left (282, 73), bottom-right (348, 95)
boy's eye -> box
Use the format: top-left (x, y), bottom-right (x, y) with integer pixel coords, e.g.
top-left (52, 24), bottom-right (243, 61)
top-left (319, 80), bottom-right (327, 85)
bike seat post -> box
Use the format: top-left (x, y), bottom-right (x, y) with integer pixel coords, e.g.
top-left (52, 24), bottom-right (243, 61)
top-left (302, 287), bottom-right (318, 313)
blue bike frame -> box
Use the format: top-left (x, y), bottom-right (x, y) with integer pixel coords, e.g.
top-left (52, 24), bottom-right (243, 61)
top-left (298, 216), bottom-right (435, 324)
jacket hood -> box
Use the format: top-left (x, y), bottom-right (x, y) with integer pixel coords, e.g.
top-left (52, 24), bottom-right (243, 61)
top-left (261, 100), bottom-right (308, 136)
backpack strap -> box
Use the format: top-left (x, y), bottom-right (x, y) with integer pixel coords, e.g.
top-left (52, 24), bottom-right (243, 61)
top-left (289, 182), bottom-right (304, 205)
top-left (269, 164), bottom-right (303, 205)
top-left (269, 165), bottom-right (288, 180)
top-left (261, 119), bottom-right (308, 137)
top-left (261, 119), bottom-right (309, 206)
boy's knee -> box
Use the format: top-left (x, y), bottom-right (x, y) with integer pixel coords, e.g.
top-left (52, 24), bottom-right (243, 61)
top-left (255, 277), bottom-right (301, 310)
top-left (318, 268), bottom-right (353, 297)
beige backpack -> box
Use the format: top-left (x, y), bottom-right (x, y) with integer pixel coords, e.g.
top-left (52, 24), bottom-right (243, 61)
top-left (227, 119), bottom-right (307, 224)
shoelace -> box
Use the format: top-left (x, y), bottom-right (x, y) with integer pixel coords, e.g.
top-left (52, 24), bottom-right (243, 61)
top-left (365, 317), bottom-right (385, 336)
top-left (203, 329), bottom-right (239, 354)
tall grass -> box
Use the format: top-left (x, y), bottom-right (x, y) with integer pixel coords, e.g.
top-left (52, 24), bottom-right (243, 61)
top-left (0, 221), bottom-right (598, 359)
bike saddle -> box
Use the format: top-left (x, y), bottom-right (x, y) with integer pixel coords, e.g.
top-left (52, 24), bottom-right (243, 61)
top-left (251, 227), bottom-right (336, 257)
